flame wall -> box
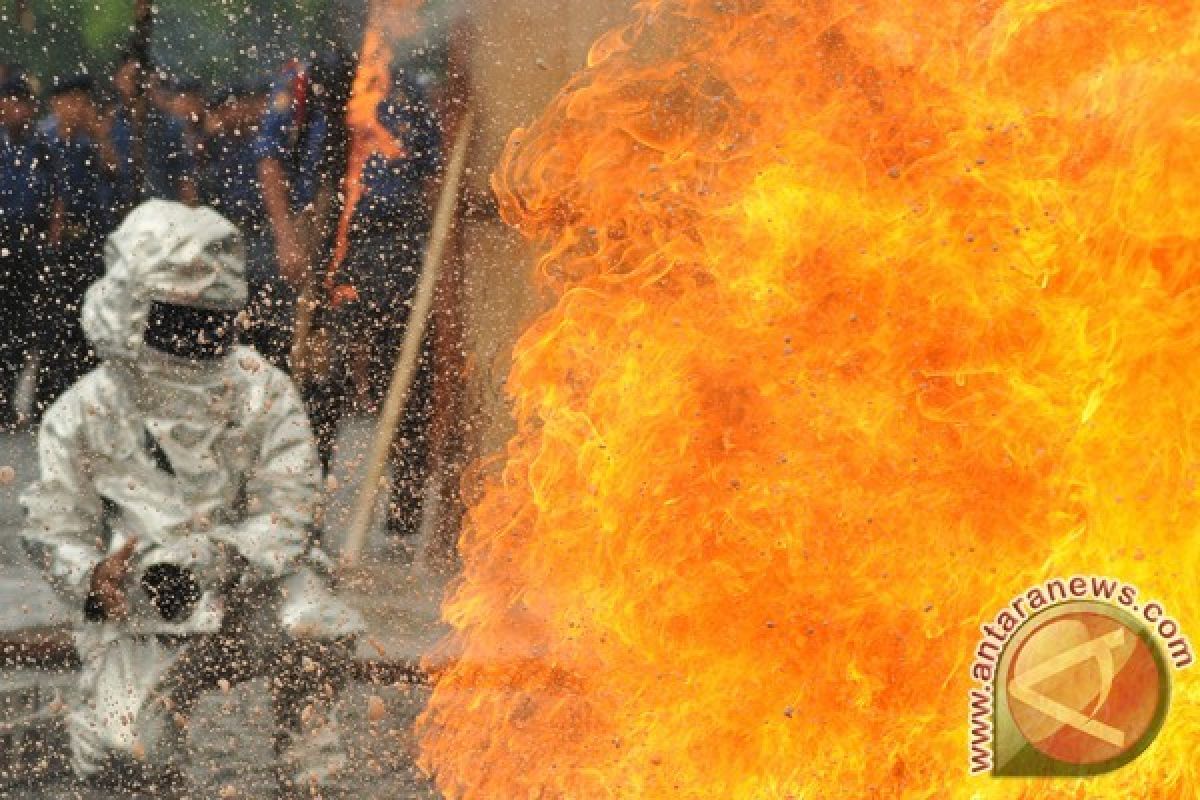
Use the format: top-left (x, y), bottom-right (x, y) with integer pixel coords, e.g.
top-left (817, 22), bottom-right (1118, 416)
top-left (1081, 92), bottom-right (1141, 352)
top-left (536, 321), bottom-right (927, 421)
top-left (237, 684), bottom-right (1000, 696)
top-left (420, 1), bottom-right (1200, 797)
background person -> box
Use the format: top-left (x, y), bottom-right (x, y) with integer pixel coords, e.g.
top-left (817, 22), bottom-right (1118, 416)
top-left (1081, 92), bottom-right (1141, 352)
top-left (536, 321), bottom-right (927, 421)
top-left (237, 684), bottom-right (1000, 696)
top-left (110, 48), bottom-right (197, 205)
top-left (0, 72), bottom-right (55, 429)
top-left (38, 74), bottom-right (120, 411)
top-left (255, 52), bottom-right (355, 473)
top-left (161, 75), bottom-right (208, 152)
top-left (332, 63), bottom-right (442, 557)
top-left (201, 83), bottom-right (289, 363)
top-left (255, 58), bottom-right (329, 295)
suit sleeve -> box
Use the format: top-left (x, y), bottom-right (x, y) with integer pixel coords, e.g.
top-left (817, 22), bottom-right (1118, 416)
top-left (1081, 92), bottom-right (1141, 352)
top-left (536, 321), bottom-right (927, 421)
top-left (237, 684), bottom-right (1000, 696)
top-left (19, 391), bottom-right (107, 606)
top-left (211, 369), bottom-right (321, 580)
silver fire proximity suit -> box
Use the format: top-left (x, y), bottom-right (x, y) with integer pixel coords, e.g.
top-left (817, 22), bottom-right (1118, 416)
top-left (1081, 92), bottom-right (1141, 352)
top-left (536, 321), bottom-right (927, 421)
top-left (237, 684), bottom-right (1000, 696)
top-left (18, 199), bottom-right (364, 790)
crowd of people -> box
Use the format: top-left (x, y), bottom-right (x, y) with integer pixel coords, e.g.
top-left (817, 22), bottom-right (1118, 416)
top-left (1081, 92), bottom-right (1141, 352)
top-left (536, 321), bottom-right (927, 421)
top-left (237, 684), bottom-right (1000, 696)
top-left (1, 58), bottom-right (236, 422)
top-left (1, 47), bottom-right (443, 546)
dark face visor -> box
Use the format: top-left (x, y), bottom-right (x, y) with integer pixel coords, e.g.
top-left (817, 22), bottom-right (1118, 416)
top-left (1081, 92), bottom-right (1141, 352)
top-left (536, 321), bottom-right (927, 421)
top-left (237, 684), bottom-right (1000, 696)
top-left (142, 302), bottom-right (239, 361)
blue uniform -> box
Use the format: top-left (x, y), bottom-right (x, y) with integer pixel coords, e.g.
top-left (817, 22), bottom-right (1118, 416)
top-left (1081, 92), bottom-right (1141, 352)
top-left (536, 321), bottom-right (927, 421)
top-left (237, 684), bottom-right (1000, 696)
top-left (253, 62), bottom-right (328, 213)
top-left (0, 127), bottom-right (55, 237)
top-left (348, 72), bottom-right (441, 234)
top-left (44, 122), bottom-right (121, 237)
top-left (202, 130), bottom-right (268, 235)
top-left (110, 104), bottom-right (194, 203)
top-left (39, 121), bottom-right (117, 407)
top-left (0, 126), bottom-right (56, 427)
top-left (202, 127), bottom-right (282, 357)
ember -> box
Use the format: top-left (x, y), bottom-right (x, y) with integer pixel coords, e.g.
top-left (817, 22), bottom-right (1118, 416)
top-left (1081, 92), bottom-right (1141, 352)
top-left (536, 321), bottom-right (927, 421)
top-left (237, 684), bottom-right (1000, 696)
top-left (420, 1), bottom-right (1200, 798)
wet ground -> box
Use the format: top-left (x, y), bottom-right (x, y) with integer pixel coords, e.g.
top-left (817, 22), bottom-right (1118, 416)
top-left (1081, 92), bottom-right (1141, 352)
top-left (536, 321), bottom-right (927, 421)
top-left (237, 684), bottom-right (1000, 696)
top-left (0, 425), bottom-right (445, 799)
top-left (5, 680), bottom-right (438, 799)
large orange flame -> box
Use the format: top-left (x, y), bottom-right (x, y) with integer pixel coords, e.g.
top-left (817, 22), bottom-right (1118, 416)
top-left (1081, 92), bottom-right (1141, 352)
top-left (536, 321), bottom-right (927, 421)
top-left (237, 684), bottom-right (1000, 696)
top-left (420, 1), bottom-right (1200, 797)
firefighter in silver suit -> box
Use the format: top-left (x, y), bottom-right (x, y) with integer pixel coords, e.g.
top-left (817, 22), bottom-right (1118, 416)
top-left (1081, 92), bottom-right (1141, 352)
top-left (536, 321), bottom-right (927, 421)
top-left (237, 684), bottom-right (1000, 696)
top-left (19, 199), bottom-right (364, 793)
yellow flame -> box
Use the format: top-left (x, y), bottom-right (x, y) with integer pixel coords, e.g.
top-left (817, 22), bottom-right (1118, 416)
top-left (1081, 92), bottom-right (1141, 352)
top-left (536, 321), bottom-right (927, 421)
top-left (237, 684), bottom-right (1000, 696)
top-left (420, 1), bottom-right (1200, 797)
